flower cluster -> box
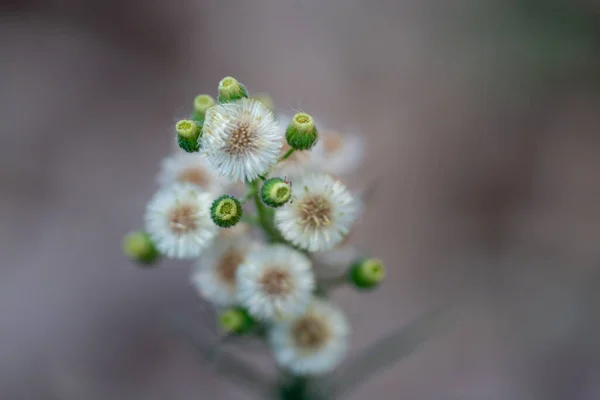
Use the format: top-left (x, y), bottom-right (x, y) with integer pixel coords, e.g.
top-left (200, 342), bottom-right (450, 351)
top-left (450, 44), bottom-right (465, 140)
top-left (123, 77), bottom-right (385, 378)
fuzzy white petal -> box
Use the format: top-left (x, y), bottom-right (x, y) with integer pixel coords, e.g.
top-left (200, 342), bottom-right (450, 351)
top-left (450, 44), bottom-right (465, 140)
top-left (236, 245), bottom-right (315, 321)
top-left (144, 183), bottom-right (217, 259)
top-left (202, 98), bottom-right (282, 182)
top-left (269, 299), bottom-right (350, 375)
top-left (275, 174), bottom-right (358, 252)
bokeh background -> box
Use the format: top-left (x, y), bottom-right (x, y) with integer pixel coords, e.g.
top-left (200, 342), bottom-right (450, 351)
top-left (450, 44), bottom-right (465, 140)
top-left (2, 0), bottom-right (600, 399)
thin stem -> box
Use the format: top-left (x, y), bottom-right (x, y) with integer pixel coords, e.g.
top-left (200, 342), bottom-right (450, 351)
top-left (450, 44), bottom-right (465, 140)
top-left (241, 214), bottom-right (260, 225)
top-left (250, 179), bottom-right (284, 242)
top-left (240, 187), bottom-right (257, 204)
top-left (278, 148), bottom-right (295, 162)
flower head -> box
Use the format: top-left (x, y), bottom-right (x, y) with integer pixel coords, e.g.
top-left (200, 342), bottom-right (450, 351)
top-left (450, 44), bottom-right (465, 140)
top-left (210, 194), bottom-right (243, 228)
top-left (192, 94), bottom-right (215, 121)
top-left (144, 183), bottom-right (217, 259)
top-left (176, 119), bottom-right (201, 153)
top-left (269, 299), bottom-right (350, 375)
top-left (218, 307), bottom-right (256, 334)
top-left (261, 177), bottom-right (292, 208)
top-left (191, 236), bottom-right (255, 306)
top-left (202, 98), bottom-right (281, 182)
top-left (157, 152), bottom-right (225, 193)
top-left (236, 244), bottom-right (314, 321)
top-left (286, 112), bottom-right (318, 150)
top-left (350, 258), bottom-right (385, 290)
top-left (309, 130), bottom-right (364, 177)
top-left (122, 231), bottom-right (160, 266)
top-left (275, 174), bottom-right (357, 252)
top-left (217, 76), bottom-right (249, 103)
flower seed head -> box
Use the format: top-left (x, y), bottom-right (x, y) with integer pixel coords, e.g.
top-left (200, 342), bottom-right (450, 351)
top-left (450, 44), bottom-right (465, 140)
top-left (286, 112), bottom-right (318, 150)
top-left (350, 258), bottom-right (385, 289)
top-left (122, 231), bottom-right (160, 266)
top-left (176, 119), bottom-right (201, 153)
top-left (218, 307), bottom-right (255, 334)
top-left (211, 194), bottom-right (243, 228)
top-left (193, 94), bottom-right (215, 121)
top-left (218, 76), bottom-right (249, 103)
top-left (261, 177), bottom-right (292, 208)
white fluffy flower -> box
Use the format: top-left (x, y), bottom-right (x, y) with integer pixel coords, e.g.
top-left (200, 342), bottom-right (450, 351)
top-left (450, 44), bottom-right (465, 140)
top-left (269, 299), bottom-right (350, 375)
top-left (157, 152), bottom-right (226, 193)
top-left (312, 245), bottom-right (361, 279)
top-left (236, 244), bottom-right (314, 321)
top-left (309, 130), bottom-right (364, 177)
top-left (190, 236), bottom-right (255, 307)
top-left (144, 183), bottom-right (217, 259)
top-left (275, 173), bottom-right (357, 252)
top-left (202, 98), bottom-right (282, 182)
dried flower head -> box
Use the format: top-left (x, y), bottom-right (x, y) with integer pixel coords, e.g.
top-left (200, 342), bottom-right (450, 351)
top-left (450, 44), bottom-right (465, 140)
top-left (275, 174), bottom-right (358, 252)
top-left (202, 98), bottom-right (281, 182)
top-left (236, 245), bottom-right (314, 321)
top-left (145, 183), bottom-right (217, 259)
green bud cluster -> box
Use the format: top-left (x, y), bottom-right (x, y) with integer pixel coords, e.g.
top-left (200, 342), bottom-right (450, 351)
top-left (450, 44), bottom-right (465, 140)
top-left (176, 119), bottom-right (201, 153)
top-left (285, 112), bottom-right (318, 150)
top-left (211, 194), bottom-right (243, 228)
top-left (261, 178), bottom-right (292, 208)
top-left (122, 231), bottom-right (160, 266)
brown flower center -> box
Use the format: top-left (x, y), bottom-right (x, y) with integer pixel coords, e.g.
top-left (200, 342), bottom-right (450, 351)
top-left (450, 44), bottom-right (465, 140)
top-left (298, 195), bottom-right (332, 228)
top-left (224, 121), bottom-right (257, 155)
top-left (291, 315), bottom-right (329, 350)
top-left (323, 132), bottom-right (344, 153)
top-left (168, 203), bottom-right (198, 235)
top-left (177, 167), bottom-right (209, 187)
top-left (260, 268), bottom-right (293, 296)
top-left (217, 249), bottom-right (245, 286)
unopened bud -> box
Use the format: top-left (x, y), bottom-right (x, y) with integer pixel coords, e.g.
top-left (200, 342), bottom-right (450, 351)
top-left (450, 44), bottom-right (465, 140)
top-left (210, 195), bottom-right (243, 228)
top-left (261, 177), bottom-right (292, 208)
top-left (192, 94), bottom-right (215, 121)
top-left (122, 231), bottom-right (160, 266)
top-left (218, 307), bottom-right (255, 334)
top-left (350, 258), bottom-right (385, 289)
top-left (176, 119), bottom-right (201, 153)
top-left (217, 76), bottom-right (248, 103)
top-left (285, 112), bottom-right (318, 150)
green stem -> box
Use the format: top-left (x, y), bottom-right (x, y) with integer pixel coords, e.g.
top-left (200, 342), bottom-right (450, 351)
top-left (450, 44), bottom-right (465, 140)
top-left (278, 148), bottom-right (295, 162)
top-left (240, 187), bottom-right (257, 204)
top-left (249, 179), bottom-right (283, 242)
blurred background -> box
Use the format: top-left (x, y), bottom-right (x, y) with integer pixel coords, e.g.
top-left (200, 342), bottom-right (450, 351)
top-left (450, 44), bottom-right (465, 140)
top-left (2, 0), bottom-right (600, 399)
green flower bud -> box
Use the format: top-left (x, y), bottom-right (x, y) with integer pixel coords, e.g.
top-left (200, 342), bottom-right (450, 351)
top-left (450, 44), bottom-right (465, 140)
top-left (260, 177), bottom-right (292, 208)
top-left (285, 112), bottom-right (318, 150)
top-left (217, 76), bottom-right (249, 103)
top-left (251, 92), bottom-right (274, 111)
top-left (176, 119), bottom-right (201, 153)
top-left (350, 258), bottom-right (385, 290)
top-left (122, 231), bottom-right (160, 266)
top-left (218, 307), bottom-right (255, 334)
top-left (192, 94), bottom-right (215, 121)
top-left (210, 194), bottom-right (243, 228)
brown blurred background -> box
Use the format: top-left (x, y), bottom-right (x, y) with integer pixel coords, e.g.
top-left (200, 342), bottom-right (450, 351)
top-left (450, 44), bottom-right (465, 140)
top-left (2, 0), bottom-right (600, 399)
